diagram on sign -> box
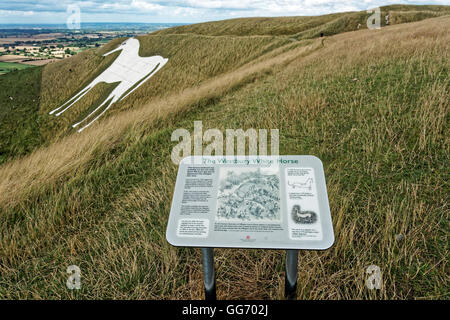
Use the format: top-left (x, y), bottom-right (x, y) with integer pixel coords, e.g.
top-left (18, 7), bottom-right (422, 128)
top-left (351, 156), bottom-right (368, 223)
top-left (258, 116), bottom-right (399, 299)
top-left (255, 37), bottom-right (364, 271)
top-left (216, 167), bottom-right (280, 222)
top-left (287, 178), bottom-right (313, 190)
top-left (286, 167), bottom-right (323, 240)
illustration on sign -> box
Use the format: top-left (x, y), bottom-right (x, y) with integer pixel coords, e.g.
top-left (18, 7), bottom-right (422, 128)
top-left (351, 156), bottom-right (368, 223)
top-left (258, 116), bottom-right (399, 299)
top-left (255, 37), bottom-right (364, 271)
top-left (291, 205), bottom-right (317, 224)
top-left (285, 167), bottom-right (323, 241)
top-left (287, 178), bottom-right (313, 190)
top-left (217, 167), bottom-right (280, 222)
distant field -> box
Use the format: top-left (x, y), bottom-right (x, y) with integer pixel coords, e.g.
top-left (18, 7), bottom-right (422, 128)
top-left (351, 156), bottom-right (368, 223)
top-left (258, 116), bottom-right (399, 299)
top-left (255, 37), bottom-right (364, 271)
top-left (0, 33), bottom-right (65, 44)
top-left (0, 55), bottom-right (57, 70)
top-left (0, 54), bottom-right (28, 62)
top-left (0, 54), bottom-right (63, 69)
top-left (21, 59), bottom-right (57, 66)
top-left (0, 61), bottom-right (34, 75)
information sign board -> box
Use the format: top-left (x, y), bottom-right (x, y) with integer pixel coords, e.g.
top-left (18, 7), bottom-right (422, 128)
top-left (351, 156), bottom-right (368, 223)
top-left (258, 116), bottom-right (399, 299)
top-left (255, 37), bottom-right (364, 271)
top-left (166, 156), bottom-right (334, 250)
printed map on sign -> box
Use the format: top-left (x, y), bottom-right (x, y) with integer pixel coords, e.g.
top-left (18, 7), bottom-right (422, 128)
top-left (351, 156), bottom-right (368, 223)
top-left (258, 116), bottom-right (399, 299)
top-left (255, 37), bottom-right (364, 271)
top-left (216, 167), bottom-right (281, 222)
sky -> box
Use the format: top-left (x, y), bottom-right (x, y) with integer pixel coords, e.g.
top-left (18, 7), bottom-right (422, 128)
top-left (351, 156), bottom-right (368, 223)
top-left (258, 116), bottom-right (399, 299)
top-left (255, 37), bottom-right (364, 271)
top-left (0, 0), bottom-right (448, 24)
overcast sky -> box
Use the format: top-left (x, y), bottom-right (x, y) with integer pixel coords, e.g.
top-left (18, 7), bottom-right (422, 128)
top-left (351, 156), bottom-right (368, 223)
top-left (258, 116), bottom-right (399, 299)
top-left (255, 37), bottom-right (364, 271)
top-left (0, 0), bottom-right (448, 24)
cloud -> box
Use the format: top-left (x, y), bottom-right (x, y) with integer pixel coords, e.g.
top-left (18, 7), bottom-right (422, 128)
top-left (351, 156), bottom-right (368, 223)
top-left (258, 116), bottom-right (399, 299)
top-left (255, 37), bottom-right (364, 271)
top-left (0, 0), bottom-right (448, 23)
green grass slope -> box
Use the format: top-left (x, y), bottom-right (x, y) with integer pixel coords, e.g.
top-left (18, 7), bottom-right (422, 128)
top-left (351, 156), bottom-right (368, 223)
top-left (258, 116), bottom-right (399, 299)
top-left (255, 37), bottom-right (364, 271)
top-left (0, 13), bottom-right (448, 300)
top-left (0, 67), bottom-right (42, 165)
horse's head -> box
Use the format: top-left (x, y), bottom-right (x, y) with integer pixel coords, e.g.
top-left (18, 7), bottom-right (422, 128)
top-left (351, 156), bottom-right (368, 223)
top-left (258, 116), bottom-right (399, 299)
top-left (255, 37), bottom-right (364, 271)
top-left (103, 38), bottom-right (139, 57)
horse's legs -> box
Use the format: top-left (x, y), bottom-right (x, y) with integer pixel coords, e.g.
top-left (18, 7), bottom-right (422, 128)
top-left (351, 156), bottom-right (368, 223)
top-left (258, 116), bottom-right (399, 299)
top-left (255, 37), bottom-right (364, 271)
top-left (72, 96), bottom-right (111, 128)
top-left (74, 98), bottom-right (116, 132)
top-left (53, 86), bottom-right (94, 116)
top-left (49, 85), bottom-right (92, 115)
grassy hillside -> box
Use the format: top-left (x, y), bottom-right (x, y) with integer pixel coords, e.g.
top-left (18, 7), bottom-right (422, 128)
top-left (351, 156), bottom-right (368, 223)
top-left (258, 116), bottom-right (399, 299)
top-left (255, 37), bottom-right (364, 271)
top-left (0, 67), bottom-right (42, 165)
top-left (0, 9), bottom-right (448, 299)
top-left (154, 5), bottom-right (450, 38)
top-left (2, 4), bottom-right (448, 162)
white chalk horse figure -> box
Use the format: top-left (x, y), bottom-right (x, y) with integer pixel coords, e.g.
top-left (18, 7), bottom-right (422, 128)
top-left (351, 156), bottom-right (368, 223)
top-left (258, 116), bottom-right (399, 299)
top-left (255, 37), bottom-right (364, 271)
top-left (49, 38), bottom-right (168, 132)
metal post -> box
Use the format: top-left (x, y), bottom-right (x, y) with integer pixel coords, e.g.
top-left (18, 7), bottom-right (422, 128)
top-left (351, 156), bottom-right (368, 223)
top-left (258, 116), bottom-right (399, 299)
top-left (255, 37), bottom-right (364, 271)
top-left (285, 249), bottom-right (299, 300)
top-left (201, 247), bottom-right (216, 301)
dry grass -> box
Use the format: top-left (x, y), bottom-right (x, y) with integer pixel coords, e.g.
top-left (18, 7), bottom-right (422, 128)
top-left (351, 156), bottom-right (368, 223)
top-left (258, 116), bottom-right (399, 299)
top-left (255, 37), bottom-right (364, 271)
top-left (0, 16), bottom-right (448, 299)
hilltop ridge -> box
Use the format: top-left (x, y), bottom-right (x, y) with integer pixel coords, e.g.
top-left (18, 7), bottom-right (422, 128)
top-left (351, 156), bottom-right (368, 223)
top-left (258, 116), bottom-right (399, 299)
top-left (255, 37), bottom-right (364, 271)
top-left (153, 4), bottom-right (450, 38)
